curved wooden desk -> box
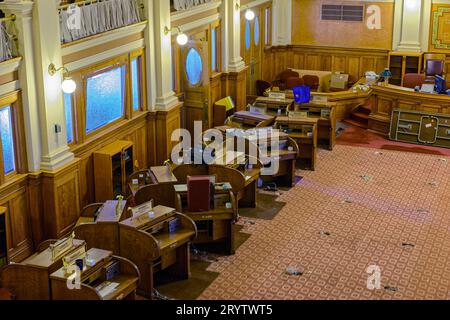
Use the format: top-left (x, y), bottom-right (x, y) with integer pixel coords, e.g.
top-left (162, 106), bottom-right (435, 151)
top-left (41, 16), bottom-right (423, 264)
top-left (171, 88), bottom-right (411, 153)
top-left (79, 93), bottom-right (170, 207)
top-left (369, 84), bottom-right (450, 136)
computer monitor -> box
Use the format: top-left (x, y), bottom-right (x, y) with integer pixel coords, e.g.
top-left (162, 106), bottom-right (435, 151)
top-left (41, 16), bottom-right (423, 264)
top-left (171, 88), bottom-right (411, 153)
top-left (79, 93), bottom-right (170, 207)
top-left (435, 75), bottom-right (446, 94)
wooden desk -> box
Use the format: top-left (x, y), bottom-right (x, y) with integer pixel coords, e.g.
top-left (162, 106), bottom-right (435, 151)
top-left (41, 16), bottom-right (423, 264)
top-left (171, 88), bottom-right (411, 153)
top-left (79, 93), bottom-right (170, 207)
top-left (119, 206), bottom-right (196, 298)
top-left (1, 238), bottom-right (86, 300)
top-left (73, 200), bottom-right (128, 255)
top-left (278, 78), bottom-right (372, 121)
top-left (370, 84), bottom-right (450, 136)
top-left (253, 96), bottom-right (295, 116)
top-left (226, 111), bottom-right (275, 129)
top-left (50, 248), bottom-right (139, 300)
top-left (128, 166), bottom-right (177, 196)
top-left (289, 103), bottom-right (336, 150)
top-left (175, 183), bottom-right (237, 254)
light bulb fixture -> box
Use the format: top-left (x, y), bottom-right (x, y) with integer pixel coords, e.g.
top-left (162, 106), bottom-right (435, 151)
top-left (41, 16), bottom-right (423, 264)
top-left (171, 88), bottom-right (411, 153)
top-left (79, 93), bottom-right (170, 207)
top-left (164, 26), bottom-right (188, 46)
top-left (235, 3), bottom-right (255, 21)
top-left (48, 63), bottom-right (77, 94)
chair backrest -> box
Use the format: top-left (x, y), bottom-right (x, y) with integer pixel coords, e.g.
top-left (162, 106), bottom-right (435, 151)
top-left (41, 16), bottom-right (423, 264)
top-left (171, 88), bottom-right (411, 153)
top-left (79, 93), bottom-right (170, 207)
top-left (128, 169), bottom-right (155, 186)
top-left (80, 203), bottom-right (104, 218)
top-left (302, 75), bottom-right (320, 91)
top-left (403, 73), bottom-right (425, 89)
top-left (285, 77), bottom-right (305, 90)
top-left (278, 70), bottom-right (300, 82)
top-left (172, 164), bottom-right (209, 184)
top-left (425, 59), bottom-right (444, 77)
top-left (208, 165), bottom-right (246, 195)
top-left (133, 183), bottom-right (177, 208)
top-left (256, 80), bottom-right (271, 96)
top-left (423, 53), bottom-right (446, 70)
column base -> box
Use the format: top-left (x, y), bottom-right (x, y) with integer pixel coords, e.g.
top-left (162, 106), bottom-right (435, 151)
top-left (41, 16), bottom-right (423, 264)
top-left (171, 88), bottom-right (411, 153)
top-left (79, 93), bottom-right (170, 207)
top-left (40, 146), bottom-right (74, 171)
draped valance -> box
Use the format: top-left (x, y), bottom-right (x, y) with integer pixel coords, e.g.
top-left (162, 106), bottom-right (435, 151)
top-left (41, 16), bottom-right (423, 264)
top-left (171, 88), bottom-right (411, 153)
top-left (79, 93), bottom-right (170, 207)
top-left (0, 23), bottom-right (14, 62)
top-left (60, 0), bottom-right (142, 44)
top-left (172, 0), bottom-right (213, 11)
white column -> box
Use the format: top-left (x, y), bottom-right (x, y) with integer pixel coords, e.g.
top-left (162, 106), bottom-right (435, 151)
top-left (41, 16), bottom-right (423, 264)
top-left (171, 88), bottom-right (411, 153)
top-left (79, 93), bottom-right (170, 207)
top-left (0, 0), bottom-right (41, 172)
top-left (393, 0), bottom-right (429, 52)
top-left (142, 0), bottom-right (157, 110)
top-left (272, 0), bottom-right (292, 46)
top-left (222, 0), bottom-right (245, 72)
top-left (152, 0), bottom-right (179, 110)
top-left (32, 0), bottom-right (74, 170)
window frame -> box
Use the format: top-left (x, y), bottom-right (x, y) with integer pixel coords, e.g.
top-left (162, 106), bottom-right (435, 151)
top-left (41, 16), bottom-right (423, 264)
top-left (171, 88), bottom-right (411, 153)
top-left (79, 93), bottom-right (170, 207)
top-left (130, 48), bottom-right (147, 114)
top-left (264, 4), bottom-right (272, 47)
top-left (67, 49), bottom-right (147, 146)
top-left (0, 91), bottom-right (27, 183)
top-left (209, 20), bottom-right (222, 75)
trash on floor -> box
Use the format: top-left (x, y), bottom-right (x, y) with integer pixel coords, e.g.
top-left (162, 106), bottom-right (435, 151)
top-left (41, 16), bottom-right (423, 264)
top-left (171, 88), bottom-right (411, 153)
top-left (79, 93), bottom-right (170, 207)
top-left (374, 151), bottom-right (384, 156)
top-left (285, 266), bottom-right (303, 276)
top-left (243, 219), bottom-right (256, 226)
top-left (428, 181), bottom-right (439, 188)
top-left (191, 247), bottom-right (219, 263)
top-left (438, 158), bottom-right (448, 162)
top-left (402, 243), bottom-right (415, 248)
top-left (417, 209), bottom-right (429, 215)
top-left (384, 286), bottom-right (399, 293)
top-left (341, 199), bottom-right (353, 204)
top-left (319, 231), bottom-right (332, 237)
top-left (360, 175), bottom-right (373, 182)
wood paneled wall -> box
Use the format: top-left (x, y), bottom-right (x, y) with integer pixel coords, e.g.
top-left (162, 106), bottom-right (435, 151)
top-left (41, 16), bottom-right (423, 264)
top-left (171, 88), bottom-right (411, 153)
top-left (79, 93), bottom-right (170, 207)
top-left (292, 0), bottom-right (394, 50)
top-left (262, 45), bottom-right (389, 83)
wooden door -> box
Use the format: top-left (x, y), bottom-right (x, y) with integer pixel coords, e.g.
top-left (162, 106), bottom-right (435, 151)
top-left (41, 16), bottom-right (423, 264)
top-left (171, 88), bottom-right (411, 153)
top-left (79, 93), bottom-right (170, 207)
top-left (242, 8), bottom-right (264, 98)
top-left (181, 35), bottom-right (210, 138)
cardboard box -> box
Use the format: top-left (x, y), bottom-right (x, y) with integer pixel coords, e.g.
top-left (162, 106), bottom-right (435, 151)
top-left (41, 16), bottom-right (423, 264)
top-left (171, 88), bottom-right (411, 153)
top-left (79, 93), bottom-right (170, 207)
top-left (331, 73), bottom-right (349, 89)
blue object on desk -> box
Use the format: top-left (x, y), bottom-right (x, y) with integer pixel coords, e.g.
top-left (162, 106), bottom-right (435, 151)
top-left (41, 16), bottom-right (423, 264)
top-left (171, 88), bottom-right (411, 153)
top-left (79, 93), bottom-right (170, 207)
top-left (293, 85), bottom-right (311, 104)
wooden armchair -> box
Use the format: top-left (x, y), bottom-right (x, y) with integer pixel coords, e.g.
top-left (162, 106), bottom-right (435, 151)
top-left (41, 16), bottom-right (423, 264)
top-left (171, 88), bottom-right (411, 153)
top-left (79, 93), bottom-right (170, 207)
top-left (302, 75), bottom-right (320, 91)
top-left (80, 203), bottom-right (104, 218)
top-left (133, 184), bottom-right (180, 212)
top-left (172, 164), bottom-right (209, 184)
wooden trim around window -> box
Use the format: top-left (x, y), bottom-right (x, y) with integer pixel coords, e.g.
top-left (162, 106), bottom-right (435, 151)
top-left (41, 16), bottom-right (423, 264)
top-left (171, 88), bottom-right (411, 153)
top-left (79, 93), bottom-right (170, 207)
top-left (0, 91), bottom-right (27, 184)
top-left (67, 49), bottom-right (147, 147)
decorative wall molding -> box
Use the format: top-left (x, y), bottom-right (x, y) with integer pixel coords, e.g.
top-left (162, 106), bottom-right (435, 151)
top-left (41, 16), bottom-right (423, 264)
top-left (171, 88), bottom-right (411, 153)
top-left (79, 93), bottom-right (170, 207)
top-left (65, 38), bottom-right (145, 71)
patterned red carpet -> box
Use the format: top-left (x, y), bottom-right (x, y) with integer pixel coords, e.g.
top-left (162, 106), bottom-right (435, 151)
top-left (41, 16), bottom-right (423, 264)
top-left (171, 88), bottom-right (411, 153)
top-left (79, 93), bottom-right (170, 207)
top-left (199, 145), bottom-right (450, 300)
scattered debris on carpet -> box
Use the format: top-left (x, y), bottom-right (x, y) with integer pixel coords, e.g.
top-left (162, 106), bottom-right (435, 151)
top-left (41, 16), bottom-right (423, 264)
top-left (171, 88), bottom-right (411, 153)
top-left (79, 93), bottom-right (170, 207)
top-left (191, 247), bottom-right (219, 263)
top-left (438, 158), bottom-right (448, 162)
top-left (360, 175), bottom-right (373, 182)
top-left (374, 151), bottom-right (384, 156)
top-left (285, 266), bottom-right (303, 277)
top-left (242, 219), bottom-right (256, 226)
top-left (341, 199), bottom-right (353, 204)
top-left (384, 286), bottom-right (399, 293)
top-left (153, 289), bottom-right (174, 300)
top-left (319, 231), bottom-right (332, 237)
top-left (402, 243), bottom-right (415, 249)
top-left (428, 181), bottom-right (439, 188)
top-left (417, 209), bottom-right (429, 215)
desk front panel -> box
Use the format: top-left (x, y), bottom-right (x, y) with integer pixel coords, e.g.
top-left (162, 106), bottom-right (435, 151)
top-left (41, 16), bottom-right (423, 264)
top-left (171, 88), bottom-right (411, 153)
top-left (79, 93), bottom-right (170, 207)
top-left (370, 85), bottom-right (450, 135)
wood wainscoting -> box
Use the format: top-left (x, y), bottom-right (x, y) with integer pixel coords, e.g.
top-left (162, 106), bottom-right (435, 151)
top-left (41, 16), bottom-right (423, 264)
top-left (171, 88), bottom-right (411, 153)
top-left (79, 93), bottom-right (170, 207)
top-left (220, 68), bottom-right (248, 111)
top-left (0, 175), bottom-right (34, 263)
top-left (262, 45), bottom-right (389, 84)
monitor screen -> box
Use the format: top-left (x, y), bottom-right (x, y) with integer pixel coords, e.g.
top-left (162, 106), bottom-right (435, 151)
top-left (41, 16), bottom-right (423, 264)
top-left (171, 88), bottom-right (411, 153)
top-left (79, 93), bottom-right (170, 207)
top-left (435, 75), bottom-right (446, 94)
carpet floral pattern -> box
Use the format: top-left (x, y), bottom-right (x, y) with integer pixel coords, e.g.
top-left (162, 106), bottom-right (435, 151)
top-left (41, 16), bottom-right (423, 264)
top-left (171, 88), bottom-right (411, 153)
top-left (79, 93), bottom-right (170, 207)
top-left (199, 146), bottom-right (450, 300)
